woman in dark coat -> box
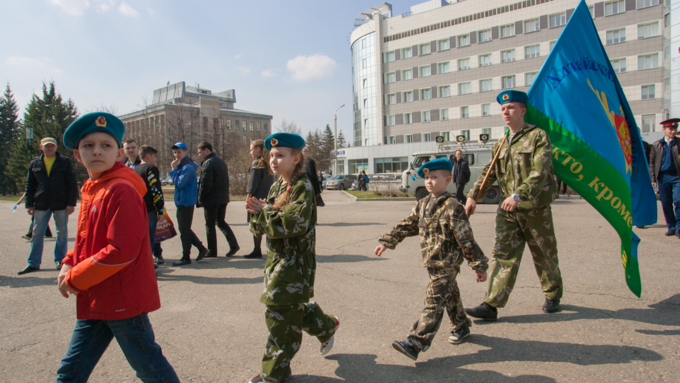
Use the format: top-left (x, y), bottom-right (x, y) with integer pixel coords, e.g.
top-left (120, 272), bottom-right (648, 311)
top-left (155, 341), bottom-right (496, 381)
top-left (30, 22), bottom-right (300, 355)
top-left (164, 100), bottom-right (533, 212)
top-left (244, 139), bottom-right (274, 259)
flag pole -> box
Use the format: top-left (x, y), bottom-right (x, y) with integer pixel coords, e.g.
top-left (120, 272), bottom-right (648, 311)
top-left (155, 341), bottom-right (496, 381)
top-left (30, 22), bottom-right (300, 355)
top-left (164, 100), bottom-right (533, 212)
top-left (475, 133), bottom-right (508, 202)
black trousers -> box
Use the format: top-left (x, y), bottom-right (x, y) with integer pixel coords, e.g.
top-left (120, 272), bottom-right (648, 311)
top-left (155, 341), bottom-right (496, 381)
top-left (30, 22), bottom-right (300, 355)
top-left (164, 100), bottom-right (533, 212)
top-left (204, 204), bottom-right (238, 256)
top-left (455, 182), bottom-right (467, 205)
top-left (176, 206), bottom-right (205, 260)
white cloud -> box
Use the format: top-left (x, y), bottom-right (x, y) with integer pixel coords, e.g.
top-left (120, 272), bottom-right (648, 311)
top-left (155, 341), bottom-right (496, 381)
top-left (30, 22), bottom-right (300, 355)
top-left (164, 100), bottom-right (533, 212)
top-left (118, 2), bottom-right (139, 17)
top-left (260, 70), bottom-right (276, 78)
top-left (234, 54), bottom-right (242, 59)
top-left (237, 66), bottom-right (250, 74)
top-left (286, 54), bottom-right (337, 81)
top-left (49, 0), bottom-right (90, 16)
top-left (6, 56), bottom-right (47, 68)
top-left (96, 0), bottom-right (115, 12)
top-left (147, 7), bottom-right (155, 15)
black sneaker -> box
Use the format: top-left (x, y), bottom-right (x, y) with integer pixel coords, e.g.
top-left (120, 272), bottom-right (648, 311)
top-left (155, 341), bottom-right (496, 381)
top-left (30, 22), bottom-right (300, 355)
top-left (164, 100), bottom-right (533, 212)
top-left (448, 326), bottom-right (470, 344)
top-left (665, 229), bottom-right (676, 236)
top-left (156, 255), bottom-right (164, 265)
top-left (465, 302), bottom-right (498, 321)
top-left (17, 266), bottom-right (40, 275)
top-left (225, 246), bottom-right (240, 257)
top-left (243, 248), bottom-right (263, 259)
top-left (392, 340), bottom-right (419, 361)
top-left (196, 248), bottom-right (210, 262)
top-left (172, 259), bottom-right (191, 267)
top-left (542, 298), bottom-right (560, 313)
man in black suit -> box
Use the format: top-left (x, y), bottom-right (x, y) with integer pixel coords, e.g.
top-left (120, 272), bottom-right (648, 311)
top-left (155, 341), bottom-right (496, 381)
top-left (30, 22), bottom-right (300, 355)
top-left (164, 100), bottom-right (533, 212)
top-left (649, 118), bottom-right (680, 237)
top-left (452, 149), bottom-right (471, 204)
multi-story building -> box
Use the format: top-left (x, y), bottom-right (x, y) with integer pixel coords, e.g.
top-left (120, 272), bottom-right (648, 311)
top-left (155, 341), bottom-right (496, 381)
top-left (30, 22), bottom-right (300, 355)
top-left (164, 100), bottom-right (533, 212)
top-left (119, 81), bottom-right (272, 176)
top-left (340, 0), bottom-right (672, 175)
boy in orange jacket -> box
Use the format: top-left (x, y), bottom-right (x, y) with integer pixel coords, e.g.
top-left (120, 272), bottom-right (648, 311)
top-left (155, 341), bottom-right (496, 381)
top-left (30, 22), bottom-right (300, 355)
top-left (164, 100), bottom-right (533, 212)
top-left (56, 113), bottom-right (179, 382)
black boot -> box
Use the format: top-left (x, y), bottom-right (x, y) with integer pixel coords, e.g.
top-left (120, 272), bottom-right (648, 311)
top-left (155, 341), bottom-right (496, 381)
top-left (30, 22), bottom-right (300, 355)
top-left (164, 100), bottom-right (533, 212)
top-left (243, 248), bottom-right (263, 259)
top-left (465, 302), bottom-right (498, 321)
top-left (542, 298), bottom-right (560, 313)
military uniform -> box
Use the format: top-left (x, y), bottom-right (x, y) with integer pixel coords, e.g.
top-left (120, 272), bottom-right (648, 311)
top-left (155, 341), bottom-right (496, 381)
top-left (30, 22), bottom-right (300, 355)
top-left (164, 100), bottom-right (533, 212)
top-left (467, 122), bottom-right (562, 308)
top-left (379, 193), bottom-right (488, 352)
top-left (250, 174), bottom-right (337, 382)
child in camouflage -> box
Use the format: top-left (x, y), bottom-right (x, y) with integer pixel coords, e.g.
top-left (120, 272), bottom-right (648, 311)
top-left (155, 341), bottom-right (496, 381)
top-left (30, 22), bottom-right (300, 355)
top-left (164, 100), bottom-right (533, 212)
top-left (374, 158), bottom-right (488, 361)
top-left (245, 133), bottom-right (339, 383)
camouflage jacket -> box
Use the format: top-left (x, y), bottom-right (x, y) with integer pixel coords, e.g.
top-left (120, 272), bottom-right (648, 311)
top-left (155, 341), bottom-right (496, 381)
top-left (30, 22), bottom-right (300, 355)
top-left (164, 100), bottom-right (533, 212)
top-left (468, 123), bottom-right (558, 210)
top-left (250, 174), bottom-right (317, 305)
top-left (379, 193), bottom-right (488, 272)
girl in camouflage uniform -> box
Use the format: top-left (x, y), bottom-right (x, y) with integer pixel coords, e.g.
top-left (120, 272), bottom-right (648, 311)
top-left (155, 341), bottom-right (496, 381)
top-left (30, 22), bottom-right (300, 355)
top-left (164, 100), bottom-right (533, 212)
top-left (245, 133), bottom-right (339, 383)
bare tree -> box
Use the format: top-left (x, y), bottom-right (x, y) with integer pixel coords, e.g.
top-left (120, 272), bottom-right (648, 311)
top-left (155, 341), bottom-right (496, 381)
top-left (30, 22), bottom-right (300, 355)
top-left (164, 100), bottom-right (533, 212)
top-left (86, 104), bottom-right (119, 115)
top-left (276, 119), bottom-right (301, 134)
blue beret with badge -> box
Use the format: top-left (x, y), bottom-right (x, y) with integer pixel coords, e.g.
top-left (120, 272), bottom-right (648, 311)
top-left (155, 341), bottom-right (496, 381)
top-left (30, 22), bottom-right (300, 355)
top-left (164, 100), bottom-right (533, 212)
top-left (417, 158), bottom-right (453, 178)
top-left (496, 90), bottom-right (528, 106)
top-left (264, 132), bottom-right (306, 151)
top-left (63, 112), bottom-right (124, 150)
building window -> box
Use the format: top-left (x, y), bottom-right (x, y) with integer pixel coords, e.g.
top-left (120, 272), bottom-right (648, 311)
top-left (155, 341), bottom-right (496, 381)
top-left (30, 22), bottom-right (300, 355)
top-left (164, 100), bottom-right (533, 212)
top-left (502, 75), bottom-right (516, 89)
top-left (385, 72), bottom-right (396, 83)
top-left (500, 24), bottom-right (515, 38)
top-left (606, 28), bottom-right (626, 44)
top-left (241, 121), bottom-right (247, 130)
top-left (458, 58), bottom-right (470, 70)
top-left (479, 29), bottom-right (492, 42)
top-left (461, 130), bottom-right (470, 142)
top-left (226, 119), bottom-right (232, 130)
top-left (460, 106), bottom-right (469, 118)
top-left (525, 44), bottom-right (541, 59)
top-left (249, 122), bottom-right (254, 131)
top-left (363, 79), bottom-right (367, 88)
top-left (440, 131), bottom-right (450, 141)
top-left (550, 40), bottom-right (557, 51)
top-left (611, 58), bottom-right (626, 73)
top-left (458, 34), bottom-right (470, 47)
top-left (638, 53), bottom-right (659, 69)
top-left (665, 77), bottom-right (670, 93)
top-left (479, 54), bottom-right (492, 67)
top-left (257, 122), bottom-right (261, 131)
top-left (458, 82), bottom-right (471, 95)
top-left (481, 103), bottom-right (491, 116)
top-left (441, 108), bottom-right (449, 120)
top-left (438, 39), bottom-right (450, 51)
top-left (386, 115), bottom-right (396, 126)
top-left (420, 88), bottom-right (432, 100)
top-left (402, 47), bottom-right (413, 59)
top-left (404, 113), bottom-right (412, 124)
top-left (364, 119), bottom-right (368, 127)
top-left (420, 43), bottom-right (431, 55)
top-left (526, 72), bottom-right (538, 86)
top-left (362, 58), bottom-right (367, 69)
top-left (479, 79), bottom-right (493, 92)
top-left (589, 5), bottom-right (595, 18)
top-left (525, 18), bottom-right (540, 33)
top-left (387, 136), bottom-right (396, 144)
top-left (501, 49), bottom-right (515, 63)
top-left (641, 84), bottom-right (656, 99)
top-left (637, 0), bottom-right (659, 8)
top-left (638, 22), bottom-right (659, 39)
top-left (605, 0), bottom-right (625, 15)
top-left (550, 12), bottom-right (566, 28)
top-left (386, 94), bottom-right (397, 105)
top-left (235, 119), bottom-right (240, 130)
top-left (363, 99), bottom-right (368, 108)
top-left (264, 123), bottom-right (268, 132)
top-left (384, 51), bottom-right (395, 63)
top-left (405, 134), bottom-right (413, 143)
top-left (482, 127), bottom-right (492, 139)
top-left (403, 91), bottom-right (414, 102)
top-left (439, 85), bottom-right (451, 97)
top-left (641, 114), bottom-right (656, 132)
top-left (419, 66), bottom-right (431, 77)
top-left (422, 132), bottom-right (431, 141)
top-left (402, 69), bottom-right (413, 80)
top-left (422, 111), bottom-right (431, 122)
top-left (438, 62), bottom-right (450, 74)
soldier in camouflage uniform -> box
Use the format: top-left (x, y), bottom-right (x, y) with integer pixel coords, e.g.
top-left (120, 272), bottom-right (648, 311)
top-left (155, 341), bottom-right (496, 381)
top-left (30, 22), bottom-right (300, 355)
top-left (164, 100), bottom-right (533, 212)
top-left (246, 133), bottom-right (338, 383)
top-left (465, 90), bottom-right (562, 321)
top-left (375, 158), bottom-right (488, 361)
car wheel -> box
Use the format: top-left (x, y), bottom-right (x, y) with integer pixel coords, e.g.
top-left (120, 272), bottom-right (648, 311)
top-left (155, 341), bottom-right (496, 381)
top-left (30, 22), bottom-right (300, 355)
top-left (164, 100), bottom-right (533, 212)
top-left (481, 186), bottom-right (501, 204)
top-left (415, 187), bottom-right (428, 200)
top-left (339, 184), bottom-right (345, 191)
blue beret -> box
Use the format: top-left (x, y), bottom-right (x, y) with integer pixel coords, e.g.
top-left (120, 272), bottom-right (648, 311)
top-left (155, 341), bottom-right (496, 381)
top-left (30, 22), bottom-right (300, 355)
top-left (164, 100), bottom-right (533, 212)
top-left (63, 112), bottom-right (124, 150)
top-left (417, 158), bottom-right (453, 178)
top-left (264, 132), bottom-right (305, 151)
top-left (496, 90), bottom-right (528, 105)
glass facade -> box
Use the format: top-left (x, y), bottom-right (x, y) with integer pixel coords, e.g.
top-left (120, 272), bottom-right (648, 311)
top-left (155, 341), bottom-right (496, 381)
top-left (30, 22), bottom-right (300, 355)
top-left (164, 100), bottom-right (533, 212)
top-left (352, 32), bottom-right (379, 147)
top-left (375, 157), bottom-right (409, 173)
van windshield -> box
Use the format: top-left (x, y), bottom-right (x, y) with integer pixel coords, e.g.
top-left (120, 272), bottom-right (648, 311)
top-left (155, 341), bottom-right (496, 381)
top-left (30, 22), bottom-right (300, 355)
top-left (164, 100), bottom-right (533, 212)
top-left (412, 156), bottom-right (432, 168)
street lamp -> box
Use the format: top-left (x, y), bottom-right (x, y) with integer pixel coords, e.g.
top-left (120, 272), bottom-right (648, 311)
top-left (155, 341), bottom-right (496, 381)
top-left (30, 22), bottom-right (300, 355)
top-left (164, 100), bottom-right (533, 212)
top-left (25, 126), bottom-right (34, 158)
top-left (334, 104), bottom-right (345, 176)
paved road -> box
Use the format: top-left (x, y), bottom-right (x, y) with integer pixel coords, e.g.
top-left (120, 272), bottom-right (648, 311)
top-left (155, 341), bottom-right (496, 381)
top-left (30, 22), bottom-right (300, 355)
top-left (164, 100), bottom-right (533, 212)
top-left (1, 191), bottom-right (678, 382)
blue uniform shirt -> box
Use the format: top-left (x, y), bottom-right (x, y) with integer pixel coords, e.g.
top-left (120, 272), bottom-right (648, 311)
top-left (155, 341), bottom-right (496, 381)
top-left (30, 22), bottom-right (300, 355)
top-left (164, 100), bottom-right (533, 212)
top-left (661, 138), bottom-right (677, 175)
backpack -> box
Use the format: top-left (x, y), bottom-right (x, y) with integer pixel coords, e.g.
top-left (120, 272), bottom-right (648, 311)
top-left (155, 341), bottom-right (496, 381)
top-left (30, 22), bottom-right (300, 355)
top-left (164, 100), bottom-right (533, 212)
top-left (365, 175), bottom-right (369, 183)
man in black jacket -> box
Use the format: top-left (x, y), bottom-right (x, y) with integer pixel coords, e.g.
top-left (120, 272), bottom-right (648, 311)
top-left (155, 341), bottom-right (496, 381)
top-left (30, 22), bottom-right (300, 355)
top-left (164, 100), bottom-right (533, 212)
top-left (19, 137), bottom-right (78, 275)
top-left (123, 139), bottom-right (141, 168)
top-left (649, 118), bottom-right (680, 237)
top-left (452, 150), bottom-right (471, 204)
top-left (197, 142), bottom-right (239, 258)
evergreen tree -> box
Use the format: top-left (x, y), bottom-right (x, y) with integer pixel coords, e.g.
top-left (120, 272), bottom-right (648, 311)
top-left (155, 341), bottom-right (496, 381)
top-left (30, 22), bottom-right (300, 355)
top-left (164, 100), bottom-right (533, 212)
top-left (0, 84), bottom-right (22, 194)
top-left (319, 125), bottom-right (335, 172)
top-left (337, 130), bottom-right (348, 148)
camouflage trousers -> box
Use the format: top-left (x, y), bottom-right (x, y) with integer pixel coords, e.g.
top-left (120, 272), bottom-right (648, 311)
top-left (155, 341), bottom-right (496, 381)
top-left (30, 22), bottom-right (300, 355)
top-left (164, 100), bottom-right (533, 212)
top-left (484, 205), bottom-right (563, 308)
top-left (261, 302), bottom-right (337, 382)
top-left (408, 268), bottom-right (471, 352)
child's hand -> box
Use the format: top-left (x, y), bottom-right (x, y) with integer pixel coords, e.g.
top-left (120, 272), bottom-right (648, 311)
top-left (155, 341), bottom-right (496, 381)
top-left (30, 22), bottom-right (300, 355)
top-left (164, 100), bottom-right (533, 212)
top-left (374, 244), bottom-right (387, 257)
top-left (475, 271), bottom-right (487, 283)
top-left (57, 264), bottom-right (78, 298)
top-left (245, 196), bottom-right (265, 214)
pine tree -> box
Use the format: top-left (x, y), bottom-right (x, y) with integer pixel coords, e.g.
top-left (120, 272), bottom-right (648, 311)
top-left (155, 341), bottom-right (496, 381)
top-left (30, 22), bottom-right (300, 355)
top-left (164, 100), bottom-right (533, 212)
top-left (337, 130), bottom-right (348, 148)
top-left (319, 125), bottom-right (335, 172)
top-left (0, 84), bottom-right (21, 194)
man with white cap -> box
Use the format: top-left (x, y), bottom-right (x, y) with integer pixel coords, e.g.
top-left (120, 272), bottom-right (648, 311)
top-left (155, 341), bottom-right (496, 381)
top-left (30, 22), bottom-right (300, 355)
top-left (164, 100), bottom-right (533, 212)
top-left (18, 137), bottom-right (78, 275)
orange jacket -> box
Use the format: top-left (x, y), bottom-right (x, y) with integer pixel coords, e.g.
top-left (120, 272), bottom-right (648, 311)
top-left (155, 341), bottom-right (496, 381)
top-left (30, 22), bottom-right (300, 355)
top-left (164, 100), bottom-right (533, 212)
top-left (63, 162), bottom-right (160, 320)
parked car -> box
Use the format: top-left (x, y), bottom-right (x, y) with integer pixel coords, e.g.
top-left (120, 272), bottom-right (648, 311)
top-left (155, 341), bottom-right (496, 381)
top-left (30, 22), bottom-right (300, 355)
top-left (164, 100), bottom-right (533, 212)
top-left (162, 176), bottom-right (174, 186)
top-left (324, 174), bottom-right (357, 190)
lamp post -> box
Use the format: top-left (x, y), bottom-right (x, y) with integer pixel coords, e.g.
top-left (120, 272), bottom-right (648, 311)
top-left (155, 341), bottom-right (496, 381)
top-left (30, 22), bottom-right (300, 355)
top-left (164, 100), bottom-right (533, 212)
top-left (25, 126), bottom-right (34, 158)
top-left (333, 104), bottom-right (345, 176)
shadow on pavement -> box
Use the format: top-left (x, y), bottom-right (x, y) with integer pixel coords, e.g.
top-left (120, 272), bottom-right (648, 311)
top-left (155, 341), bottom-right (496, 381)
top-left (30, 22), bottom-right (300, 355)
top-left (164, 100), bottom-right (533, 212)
top-left (318, 222), bottom-right (385, 227)
top-left (0, 274), bottom-right (58, 288)
top-left (155, 267), bottom-right (263, 285)
top-left (317, 254), bottom-right (385, 263)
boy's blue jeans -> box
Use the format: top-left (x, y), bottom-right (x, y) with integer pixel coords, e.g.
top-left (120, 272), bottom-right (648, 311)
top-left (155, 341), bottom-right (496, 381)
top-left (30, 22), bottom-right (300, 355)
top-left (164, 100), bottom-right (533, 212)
top-left (56, 313), bottom-right (179, 383)
top-left (28, 209), bottom-right (68, 268)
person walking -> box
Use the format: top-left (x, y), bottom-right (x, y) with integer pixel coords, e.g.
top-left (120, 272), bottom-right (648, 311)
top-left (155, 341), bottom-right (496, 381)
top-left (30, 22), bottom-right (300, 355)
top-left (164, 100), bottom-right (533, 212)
top-left (245, 139), bottom-right (274, 259)
top-left (452, 150), bottom-right (470, 204)
top-left (197, 141), bottom-right (239, 258)
top-left (358, 171), bottom-right (366, 192)
top-left (464, 90), bottom-right (562, 321)
top-left (134, 145), bottom-right (166, 266)
top-left (18, 137), bottom-right (78, 275)
top-left (122, 139), bottom-right (141, 168)
top-left (169, 142), bottom-right (209, 266)
top-left (649, 118), bottom-right (680, 237)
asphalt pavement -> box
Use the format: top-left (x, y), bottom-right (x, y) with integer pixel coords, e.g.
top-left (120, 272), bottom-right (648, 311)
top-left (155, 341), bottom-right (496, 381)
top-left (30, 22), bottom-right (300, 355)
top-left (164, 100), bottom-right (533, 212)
top-left (0, 191), bottom-right (678, 382)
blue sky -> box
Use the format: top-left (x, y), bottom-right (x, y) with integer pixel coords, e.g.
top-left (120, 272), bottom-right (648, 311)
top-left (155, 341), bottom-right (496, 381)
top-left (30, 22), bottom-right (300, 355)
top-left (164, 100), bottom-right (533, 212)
top-left (1, 0), bottom-right (415, 140)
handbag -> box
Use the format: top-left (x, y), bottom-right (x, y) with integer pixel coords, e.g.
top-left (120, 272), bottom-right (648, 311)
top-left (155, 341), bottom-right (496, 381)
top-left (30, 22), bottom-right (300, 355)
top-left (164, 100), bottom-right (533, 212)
top-left (155, 210), bottom-right (178, 243)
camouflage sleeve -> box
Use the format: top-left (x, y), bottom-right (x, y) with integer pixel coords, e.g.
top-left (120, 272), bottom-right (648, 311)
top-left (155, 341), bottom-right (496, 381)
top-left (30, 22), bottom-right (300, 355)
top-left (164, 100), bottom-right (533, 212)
top-left (378, 202), bottom-right (421, 249)
top-left (249, 179), bottom-right (314, 239)
top-left (515, 130), bottom-right (553, 201)
top-left (467, 141), bottom-right (500, 201)
top-left (450, 204), bottom-right (488, 272)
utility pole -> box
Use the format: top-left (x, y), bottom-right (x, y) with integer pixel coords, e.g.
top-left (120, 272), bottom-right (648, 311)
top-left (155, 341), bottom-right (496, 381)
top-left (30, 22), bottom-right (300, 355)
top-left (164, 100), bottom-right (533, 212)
top-left (334, 104), bottom-right (345, 175)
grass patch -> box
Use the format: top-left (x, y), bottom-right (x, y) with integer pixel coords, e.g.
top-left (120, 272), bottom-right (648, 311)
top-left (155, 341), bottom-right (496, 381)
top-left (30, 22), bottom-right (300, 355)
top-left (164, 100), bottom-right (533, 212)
top-left (345, 190), bottom-right (412, 199)
top-left (0, 196), bottom-right (22, 202)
